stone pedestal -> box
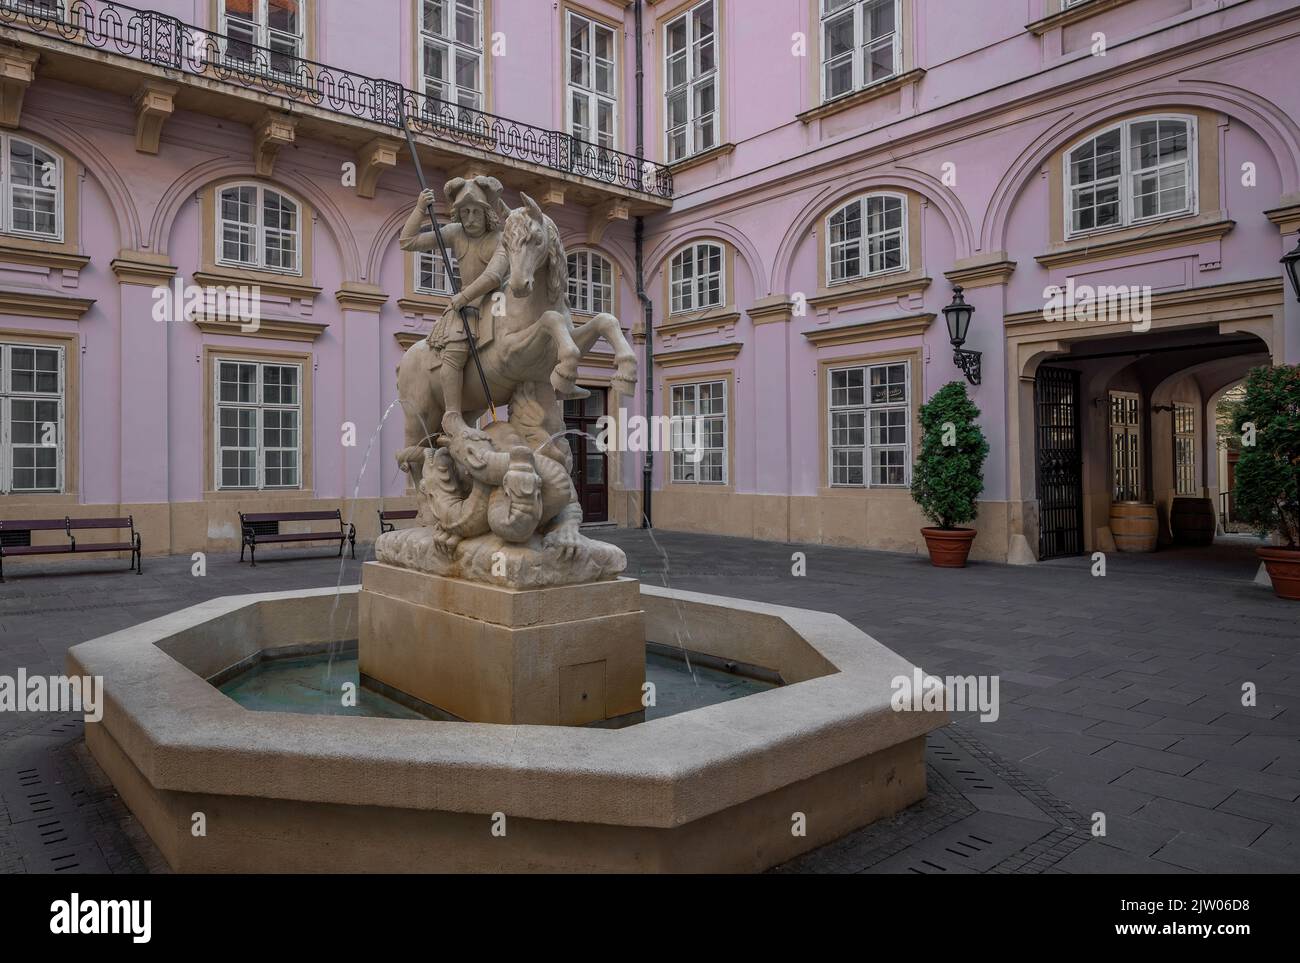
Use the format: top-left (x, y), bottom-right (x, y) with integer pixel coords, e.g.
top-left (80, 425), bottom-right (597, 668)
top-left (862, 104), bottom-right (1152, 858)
top-left (358, 562), bottom-right (645, 726)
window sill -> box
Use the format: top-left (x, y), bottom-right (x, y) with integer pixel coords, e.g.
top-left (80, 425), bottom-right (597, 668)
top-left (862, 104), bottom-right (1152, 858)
top-left (1036, 213), bottom-right (1234, 269)
top-left (803, 312), bottom-right (935, 347)
top-left (1027, 0), bottom-right (1138, 36)
top-left (0, 240), bottom-right (88, 274)
top-left (0, 288), bottom-right (96, 321)
top-left (819, 485), bottom-right (912, 497)
top-left (192, 315), bottom-right (328, 342)
top-left (204, 489), bottom-right (314, 501)
top-left (797, 69), bottom-right (926, 125)
top-left (196, 268), bottom-right (321, 302)
top-left (658, 308), bottom-right (741, 338)
top-left (667, 143), bottom-right (735, 175)
top-left (808, 274), bottom-right (931, 312)
top-left (397, 295), bottom-right (452, 318)
top-left (664, 481), bottom-right (734, 493)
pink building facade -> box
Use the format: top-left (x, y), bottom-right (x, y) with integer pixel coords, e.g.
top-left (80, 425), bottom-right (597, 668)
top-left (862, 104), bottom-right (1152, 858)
top-left (0, 0), bottom-right (1297, 564)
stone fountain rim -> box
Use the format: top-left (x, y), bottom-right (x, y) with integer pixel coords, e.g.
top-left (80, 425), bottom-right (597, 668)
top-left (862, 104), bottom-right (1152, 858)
top-left (68, 583), bottom-right (946, 829)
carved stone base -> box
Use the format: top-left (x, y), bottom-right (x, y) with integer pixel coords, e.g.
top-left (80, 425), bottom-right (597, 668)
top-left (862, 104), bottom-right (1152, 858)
top-left (358, 562), bottom-right (645, 726)
top-left (374, 525), bottom-right (626, 588)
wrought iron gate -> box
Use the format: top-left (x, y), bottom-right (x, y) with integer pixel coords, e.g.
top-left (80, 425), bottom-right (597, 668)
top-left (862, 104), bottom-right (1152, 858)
top-left (1035, 367), bottom-right (1084, 559)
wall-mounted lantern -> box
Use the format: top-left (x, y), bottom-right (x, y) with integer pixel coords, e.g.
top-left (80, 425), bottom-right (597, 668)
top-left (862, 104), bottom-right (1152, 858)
top-left (943, 285), bottom-right (981, 385)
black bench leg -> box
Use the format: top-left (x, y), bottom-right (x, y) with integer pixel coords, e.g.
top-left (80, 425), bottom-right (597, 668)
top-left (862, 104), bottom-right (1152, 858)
top-left (239, 539), bottom-right (245, 562)
top-left (134, 537), bottom-right (142, 574)
top-left (349, 527), bottom-right (356, 560)
top-left (249, 541), bottom-right (256, 567)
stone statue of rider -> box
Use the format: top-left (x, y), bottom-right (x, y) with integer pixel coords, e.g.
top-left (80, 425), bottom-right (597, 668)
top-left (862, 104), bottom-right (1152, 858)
top-left (399, 175), bottom-right (510, 439)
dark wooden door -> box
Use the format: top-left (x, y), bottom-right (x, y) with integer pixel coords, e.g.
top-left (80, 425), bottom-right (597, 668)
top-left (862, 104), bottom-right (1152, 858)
top-left (563, 389), bottom-right (608, 522)
top-left (1035, 366), bottom-right (1084, 559)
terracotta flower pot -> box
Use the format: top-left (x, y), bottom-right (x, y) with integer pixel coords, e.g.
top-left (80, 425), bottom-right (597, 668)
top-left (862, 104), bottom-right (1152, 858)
top-left (1257, 546), bottom-right (1300, 601)
top-left (921, 527), bottom-right (977, 568)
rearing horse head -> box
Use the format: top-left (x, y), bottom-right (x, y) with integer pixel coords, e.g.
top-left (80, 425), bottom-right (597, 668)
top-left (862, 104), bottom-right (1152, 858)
top-left (502, 194), bottom-right (566, 304)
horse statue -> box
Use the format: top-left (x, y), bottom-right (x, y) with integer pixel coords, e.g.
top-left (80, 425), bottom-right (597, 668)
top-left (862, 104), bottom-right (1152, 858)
top-left (381, 194), bottom-right (639, 587)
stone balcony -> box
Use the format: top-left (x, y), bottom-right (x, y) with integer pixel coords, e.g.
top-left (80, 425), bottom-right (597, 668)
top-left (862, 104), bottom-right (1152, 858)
top-left (0, 0), bottom-right (673, 218)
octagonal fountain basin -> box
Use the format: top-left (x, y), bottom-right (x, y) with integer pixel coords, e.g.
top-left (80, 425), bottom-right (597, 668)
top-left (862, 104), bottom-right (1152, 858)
top-left (68, 584), bottom-right (947, 873)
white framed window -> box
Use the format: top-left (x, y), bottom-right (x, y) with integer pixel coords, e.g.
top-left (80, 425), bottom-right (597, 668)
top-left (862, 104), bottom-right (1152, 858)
top-left (669, 241), bottom-right (723, 314)
top-left (567, 11), bottom-right (618, 150)
top-left (1, 1), bottom-right (66, 19)
top-left (567, 250), bottom-right (613, 314)
top-left (1, 134), bottom-right (61, 241)
top-left (670, 380), bottom-right (726, 484)
top-left (827, 192), bottom-right (906, 284)
top-left (1109, 390), bottom-right (1142, 501)
top-left (664, 0), bottom-right (718, 163)
top-left (820, 0), bottom-right (900, 103)
top-left (0, 342), bottom-right (63, 494)
top-left (1066, 115), bottom-right (1196, 238)
top-left (829, 361), bottom-right (909, 487)
top-left (217, 183), bottom-right (301, 274)
top-left (420, 0), bottom-right (483, 110)
top-left (415, 250), bottom-right (460, 295)
top-left (1062, 0), bottom-right (1093, 8)
top-left (215, 359), bottom-right (302, 490)
top-left (219, 0), bottom-right (306, 75)
top-left (1174, 402), bottom-right (1197, 496)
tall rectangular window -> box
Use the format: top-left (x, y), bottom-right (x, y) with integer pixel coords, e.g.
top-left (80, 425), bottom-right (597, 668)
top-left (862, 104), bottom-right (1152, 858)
top-left (1174, 403), bottom-right (1197, 496)
top-left (567, 11), bottom-right (618, 150)
top-left (1067, 116), bottom-right (1195, 237)
top-left (220, 0), bottom-right (306, 76)
top-left (820, 0), bottom-right (900, 103)
top-left (421, 0), bottom-right (483, 110)
top-left (1109, 391), bottom-right (1141, 501)
top-left (2, 134), bottom-right (62, 241)
top-left (0, 342), bottom-right (63, 494)
top-left (670, 380), bottom-right (726, 484)
top-left (415, 250), bottom-right (460, 295)
top-left (829, 361), bottom-right (909, 487)
top-left (215, 359), bottom-right (302, 490)
top-left (664, 0), bottom-right (717, 163)
top-left (669, 242), bottom-right (723, 314)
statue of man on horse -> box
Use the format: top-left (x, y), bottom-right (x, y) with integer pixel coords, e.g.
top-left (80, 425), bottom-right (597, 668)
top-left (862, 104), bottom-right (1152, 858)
top-left (383, 176), bottom-right (640, 586)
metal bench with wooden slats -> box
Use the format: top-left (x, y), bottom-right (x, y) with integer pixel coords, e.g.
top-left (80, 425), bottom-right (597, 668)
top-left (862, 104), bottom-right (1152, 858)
top-left (0, 516), bottom-right (141, 582)
top-left (239, 510), bottom-right (356, 566)
top-left (377, 509), bottom-right (418, 534)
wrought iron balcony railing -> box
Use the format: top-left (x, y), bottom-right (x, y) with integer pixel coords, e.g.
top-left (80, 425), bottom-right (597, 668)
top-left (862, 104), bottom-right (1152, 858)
top-left (0, 0), bottom-right (674, 199)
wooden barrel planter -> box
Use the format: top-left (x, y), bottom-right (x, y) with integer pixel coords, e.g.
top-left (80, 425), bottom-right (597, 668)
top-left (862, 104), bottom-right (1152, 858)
top-left (1110, 502), bottom-right (1158, 553)
top-left (1171, 497), bottom-right (1216, 546)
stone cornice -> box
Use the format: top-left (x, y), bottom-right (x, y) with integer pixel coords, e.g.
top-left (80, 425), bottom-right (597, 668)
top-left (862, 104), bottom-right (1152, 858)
top-left (192, 315), bottom-right (328, 342)
top-left (394, 331), bottom-right (425, 350)
top-left (808, 275), bottom-right (932, 312)
top-left (653, 342), bottom-right (743, 368)
top-left (747, 297), bottom-right (794, 325)
top-left (1004, 277), bottom-right (1282, 327)
top-left (797, 69), bottom-right (927, 125)
top-left (1265, 200), bottom-right (1300, 235)
top-left (803, 313), bottom-right (935, 348)
top-left (110, 250), bottom-right (177, 286)
top-left (1034, 217), bottom-right (1235, 270)
top-left (335, 283), bottom-right (388, 313)
top-left (944, 254), bottom-right (1017, 289)
top-left (0, 288), bottom-right (95, 321)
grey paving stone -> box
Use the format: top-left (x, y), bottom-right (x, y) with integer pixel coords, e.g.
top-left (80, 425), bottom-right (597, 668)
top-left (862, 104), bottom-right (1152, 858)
top-left (1132, 798), bottom-right (1269, 847)
top-left (1185, 761), bottom-right (1300, 802)
top-left (1054, 839), bottom-right (1190, 874)
top-left (1215, 790), bottom-right (1300, 832)
top-left (1152, 833), bottom-right (1296, 874)
top-left (1112, 768), bottom-right (1235, 808)
top-left (1093, 741), bottom-right (1200, 776)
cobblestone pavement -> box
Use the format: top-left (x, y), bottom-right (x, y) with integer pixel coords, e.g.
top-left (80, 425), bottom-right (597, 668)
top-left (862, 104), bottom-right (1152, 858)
top-left (1, 530), bottom-right (1297, 874)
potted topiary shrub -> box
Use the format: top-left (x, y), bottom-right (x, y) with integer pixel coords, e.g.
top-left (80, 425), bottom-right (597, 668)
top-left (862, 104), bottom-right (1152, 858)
top-left (911, 381), bottom-right (989, 568)
top-left (1231, 363), bottom-right (1300, 600)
